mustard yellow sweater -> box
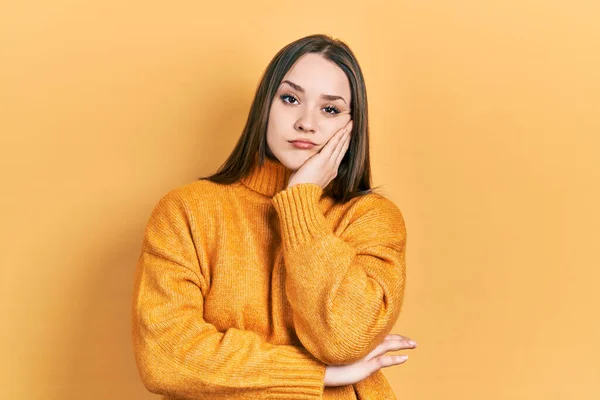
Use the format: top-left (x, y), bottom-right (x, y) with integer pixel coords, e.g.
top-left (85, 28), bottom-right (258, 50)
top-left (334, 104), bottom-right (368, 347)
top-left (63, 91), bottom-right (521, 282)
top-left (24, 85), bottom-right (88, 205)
top-left (131, 155), bottom-right (407, 400)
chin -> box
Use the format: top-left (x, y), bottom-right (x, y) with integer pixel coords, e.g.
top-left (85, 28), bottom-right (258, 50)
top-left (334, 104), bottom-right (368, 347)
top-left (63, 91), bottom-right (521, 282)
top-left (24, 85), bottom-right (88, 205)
top-left (277, 150), bottom-right (312, 170)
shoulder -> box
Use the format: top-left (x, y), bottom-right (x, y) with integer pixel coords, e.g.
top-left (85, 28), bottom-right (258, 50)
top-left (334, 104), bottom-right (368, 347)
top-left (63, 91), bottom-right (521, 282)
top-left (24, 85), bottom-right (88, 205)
top-left (339, 192), bottom-right (407, 245)
top-left (345, 192), bottom-right (405, 225)
top-left (151, 179), bottom-right (231, 218)
top-left (162, 178), bottom-right (235, 203)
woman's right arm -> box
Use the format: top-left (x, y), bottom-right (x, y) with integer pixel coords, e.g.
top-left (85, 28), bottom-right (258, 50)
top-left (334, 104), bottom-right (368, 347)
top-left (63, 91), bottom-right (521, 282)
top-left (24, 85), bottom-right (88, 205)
top-left (323, 334), bottom-right (417, 387)
top-left (131, 190), bottom-right (325, 399)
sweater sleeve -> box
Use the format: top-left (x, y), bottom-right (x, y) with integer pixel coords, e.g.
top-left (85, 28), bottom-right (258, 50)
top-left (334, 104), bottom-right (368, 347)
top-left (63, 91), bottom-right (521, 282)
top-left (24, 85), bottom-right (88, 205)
top-left (131, 189), bottom-right (326, 399)
top-left (271, 183), bottom-right (407, 365)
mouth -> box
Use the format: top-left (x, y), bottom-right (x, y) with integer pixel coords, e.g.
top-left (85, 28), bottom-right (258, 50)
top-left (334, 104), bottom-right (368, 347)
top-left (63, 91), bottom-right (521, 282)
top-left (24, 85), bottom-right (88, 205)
top-left (289, 139), bottom-right (317, 145)
top-left (289, 140), bottom-right (317, 149)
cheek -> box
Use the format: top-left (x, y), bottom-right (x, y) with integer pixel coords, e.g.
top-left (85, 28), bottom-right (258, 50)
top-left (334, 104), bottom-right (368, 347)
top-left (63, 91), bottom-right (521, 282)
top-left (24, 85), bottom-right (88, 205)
top-left (268, 103), bottom-right (296, 130)
top-left (266, 105), bottom-right (280, 136)
top-left (321, 117), bottom-right (349, 138)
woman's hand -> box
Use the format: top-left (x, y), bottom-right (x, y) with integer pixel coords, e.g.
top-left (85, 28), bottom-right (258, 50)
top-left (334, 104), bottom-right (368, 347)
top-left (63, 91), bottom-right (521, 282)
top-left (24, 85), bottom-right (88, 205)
top-left (286, 119), bottom-right (354, 189)
top-left (323, 334), bottom-right (417, 387)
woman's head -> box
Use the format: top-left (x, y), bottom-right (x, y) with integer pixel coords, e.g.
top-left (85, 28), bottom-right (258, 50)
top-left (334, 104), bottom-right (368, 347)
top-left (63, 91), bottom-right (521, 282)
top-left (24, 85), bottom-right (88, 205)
top-left (202, 33), bottom-right (379, 202)
top-left (265, 52), bottom-right (352, 170)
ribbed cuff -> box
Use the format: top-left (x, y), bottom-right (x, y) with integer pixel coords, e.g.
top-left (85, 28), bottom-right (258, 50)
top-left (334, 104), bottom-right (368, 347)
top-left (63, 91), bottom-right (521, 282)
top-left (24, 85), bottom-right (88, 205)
top-left (271, 183), bottom-right (330, 250)
top-left (267, 346), bottom-right (326, 399)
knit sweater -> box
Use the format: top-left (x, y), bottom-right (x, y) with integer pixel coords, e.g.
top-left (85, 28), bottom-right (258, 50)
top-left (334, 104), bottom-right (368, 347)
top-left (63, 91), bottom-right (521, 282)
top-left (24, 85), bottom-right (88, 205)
top-left (131, 154), bottom-right (407, 400)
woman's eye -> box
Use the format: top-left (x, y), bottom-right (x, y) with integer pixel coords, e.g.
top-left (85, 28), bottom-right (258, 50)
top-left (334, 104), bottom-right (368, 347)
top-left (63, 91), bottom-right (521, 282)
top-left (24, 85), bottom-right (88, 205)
top-left (323, 106), bottom-right (341, 115)
top-left (280, 94), bottom-right (298, 104)
top-left (280, 94), bottom-right (340, 115)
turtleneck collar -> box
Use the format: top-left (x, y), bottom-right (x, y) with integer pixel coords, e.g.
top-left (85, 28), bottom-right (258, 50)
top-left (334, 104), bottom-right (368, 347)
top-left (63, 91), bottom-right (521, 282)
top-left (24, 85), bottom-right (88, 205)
top-left (239, 153), bottom-right (294, 197)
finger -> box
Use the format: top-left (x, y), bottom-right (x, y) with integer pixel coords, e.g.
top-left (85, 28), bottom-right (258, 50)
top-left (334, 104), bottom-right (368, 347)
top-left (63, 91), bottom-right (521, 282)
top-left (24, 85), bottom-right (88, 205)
top-left (384, 355), bottom-right (409, 367)
top-left (386, 334), bottom-right (416, 348)
top-left (334, 130), bottom-right (351, 166)
top-left (332, 129), bottom-right (348, 164)
top-left (322, 123), bottom-right (350, 158)
top-left (385, 334), bottom-right (405, 341)
top-left (370, 355), bottom-right (408, 372)
top-left (364, 338), bottom-right (416, 361)
top-left (345, 119), bottom-right (353, 132)
top-left (392, 337), bottom-right (418, 349)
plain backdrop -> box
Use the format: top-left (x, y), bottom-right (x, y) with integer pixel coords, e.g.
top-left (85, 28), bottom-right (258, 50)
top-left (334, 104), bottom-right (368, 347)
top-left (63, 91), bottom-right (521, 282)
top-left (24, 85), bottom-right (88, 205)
top-left (1, 0), bottom-right (599, 399)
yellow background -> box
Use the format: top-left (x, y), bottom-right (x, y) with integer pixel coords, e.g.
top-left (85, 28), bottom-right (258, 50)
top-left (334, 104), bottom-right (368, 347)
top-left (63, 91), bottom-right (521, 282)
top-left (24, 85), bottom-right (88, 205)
top-left (1, 0), bottom-right (598, 398)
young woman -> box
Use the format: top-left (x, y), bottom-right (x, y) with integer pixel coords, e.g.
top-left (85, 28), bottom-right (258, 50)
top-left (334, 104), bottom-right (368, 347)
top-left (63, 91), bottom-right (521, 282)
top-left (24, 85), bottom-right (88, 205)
top-left (132, 34), bottom-right (416, 399)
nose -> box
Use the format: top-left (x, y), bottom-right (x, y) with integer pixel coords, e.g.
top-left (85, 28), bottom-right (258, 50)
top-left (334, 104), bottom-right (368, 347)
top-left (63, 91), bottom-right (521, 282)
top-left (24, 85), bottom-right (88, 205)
top-left (294, 110), bottom-right (317, 133)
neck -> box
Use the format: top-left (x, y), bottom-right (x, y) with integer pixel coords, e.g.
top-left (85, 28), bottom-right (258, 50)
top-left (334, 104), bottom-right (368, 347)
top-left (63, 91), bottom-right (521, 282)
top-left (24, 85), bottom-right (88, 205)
top-left (239, 153), bottom-right (294, 197)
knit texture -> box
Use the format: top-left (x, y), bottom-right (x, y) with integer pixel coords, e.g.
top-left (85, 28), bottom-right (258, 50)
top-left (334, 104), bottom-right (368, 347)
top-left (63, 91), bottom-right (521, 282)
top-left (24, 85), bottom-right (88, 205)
top-left (131, 154), bottom-right (407, 399)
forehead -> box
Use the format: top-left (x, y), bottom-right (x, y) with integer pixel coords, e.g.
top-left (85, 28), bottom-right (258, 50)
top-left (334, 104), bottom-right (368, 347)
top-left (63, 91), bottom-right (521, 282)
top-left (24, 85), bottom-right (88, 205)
top-left (282, 53), bottom-right (351, 100)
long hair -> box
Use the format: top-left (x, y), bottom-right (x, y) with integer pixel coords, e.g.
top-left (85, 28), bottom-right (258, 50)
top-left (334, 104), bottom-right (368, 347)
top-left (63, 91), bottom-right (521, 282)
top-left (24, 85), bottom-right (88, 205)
top-left (198, 33), bottom-right (382, 203)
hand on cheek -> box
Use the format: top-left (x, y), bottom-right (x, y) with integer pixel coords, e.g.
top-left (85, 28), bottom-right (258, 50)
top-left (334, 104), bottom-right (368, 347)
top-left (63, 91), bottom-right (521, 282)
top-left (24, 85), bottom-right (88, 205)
top-left (324, 111), bottom-right (351, 144)
top-left (286, 119), bottom-right (353, 190)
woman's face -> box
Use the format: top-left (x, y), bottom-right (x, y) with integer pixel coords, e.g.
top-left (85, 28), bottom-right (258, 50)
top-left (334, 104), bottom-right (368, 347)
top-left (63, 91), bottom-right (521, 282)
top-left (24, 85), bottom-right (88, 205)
top-left (266, 53), bottom-right (352, 170)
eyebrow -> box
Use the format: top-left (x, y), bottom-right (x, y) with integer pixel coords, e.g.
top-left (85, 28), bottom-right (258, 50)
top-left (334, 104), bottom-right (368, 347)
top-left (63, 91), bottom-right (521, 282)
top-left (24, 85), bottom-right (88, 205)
top-left (281, 80), bottom-right (347, 104)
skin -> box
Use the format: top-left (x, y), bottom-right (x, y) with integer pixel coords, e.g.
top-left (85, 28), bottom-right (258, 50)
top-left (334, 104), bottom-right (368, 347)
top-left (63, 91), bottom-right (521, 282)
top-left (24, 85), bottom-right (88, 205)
top-left (323, 334), bottom-right (418, 387)
top-left (265, 53), bottom-right (418, 386)
top-left (265, 52), bottom-right (353, 188)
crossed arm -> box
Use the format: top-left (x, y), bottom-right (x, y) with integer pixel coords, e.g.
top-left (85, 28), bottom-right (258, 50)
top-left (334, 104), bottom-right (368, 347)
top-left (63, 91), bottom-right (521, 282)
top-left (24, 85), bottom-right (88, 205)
top-left (132, 185), bottom-right (407, 397)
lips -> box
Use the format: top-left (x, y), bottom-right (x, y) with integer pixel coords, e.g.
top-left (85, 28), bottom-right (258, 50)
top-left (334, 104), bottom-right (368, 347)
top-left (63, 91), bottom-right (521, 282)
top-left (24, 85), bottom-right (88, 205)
top-left (289, 140), bottom-right (317, 149)
top-left (289, 139), bottom-right (317, 145)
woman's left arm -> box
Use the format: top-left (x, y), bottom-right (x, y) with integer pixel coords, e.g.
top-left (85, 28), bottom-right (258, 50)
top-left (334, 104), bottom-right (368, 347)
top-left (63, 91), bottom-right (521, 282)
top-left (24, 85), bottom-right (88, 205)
top-left (271, 183), bottom-right (407, 366)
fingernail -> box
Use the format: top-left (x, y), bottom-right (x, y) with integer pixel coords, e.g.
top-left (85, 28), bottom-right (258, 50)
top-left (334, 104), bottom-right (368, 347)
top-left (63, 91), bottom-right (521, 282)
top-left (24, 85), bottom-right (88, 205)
top-left (408, 341), bottom-right (417, 347)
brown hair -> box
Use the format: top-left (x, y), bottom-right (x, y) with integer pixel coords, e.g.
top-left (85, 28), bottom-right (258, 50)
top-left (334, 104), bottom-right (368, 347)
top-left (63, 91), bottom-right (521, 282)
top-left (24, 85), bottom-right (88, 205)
top-left (198, 33), bottom-right (382, 203)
